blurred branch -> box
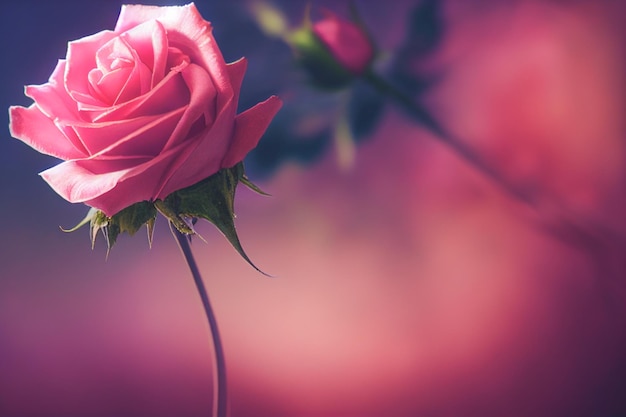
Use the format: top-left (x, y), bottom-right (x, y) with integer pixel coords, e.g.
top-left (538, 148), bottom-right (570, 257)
top-left (364, 70), bottom-right (626, 306)
top-left (364, 70), bottom-right (535, 206)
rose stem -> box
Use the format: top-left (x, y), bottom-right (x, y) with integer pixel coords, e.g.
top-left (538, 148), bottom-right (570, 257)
top-left (171, 223), bottom-right (228, 417)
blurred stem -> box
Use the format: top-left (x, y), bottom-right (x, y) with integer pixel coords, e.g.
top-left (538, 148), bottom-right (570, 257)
top-left (171, 223), bottom-right (228, 417)
top-left (363, 70), bottom-right (534, 207)
top-left (361, 70), bottom-right (623, 284)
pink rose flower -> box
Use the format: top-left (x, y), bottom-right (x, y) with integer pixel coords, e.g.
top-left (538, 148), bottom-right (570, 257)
top-left (311, 11), bottom-right (374, 75)
top-left (9, 3), bottom-right (282, 217)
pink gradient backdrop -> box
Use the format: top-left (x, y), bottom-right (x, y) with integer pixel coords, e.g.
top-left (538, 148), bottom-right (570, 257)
top-left (1, 1), bottom-right (624, 416)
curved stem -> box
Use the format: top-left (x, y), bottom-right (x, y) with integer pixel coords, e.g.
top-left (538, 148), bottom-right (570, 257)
top-left (171, 224), bottom-right (228, 417)
top-left (364, 70), bottom-right (535, 207)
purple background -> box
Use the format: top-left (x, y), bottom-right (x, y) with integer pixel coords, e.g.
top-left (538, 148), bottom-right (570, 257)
top-left (1, 1), bottom-right (625, 416)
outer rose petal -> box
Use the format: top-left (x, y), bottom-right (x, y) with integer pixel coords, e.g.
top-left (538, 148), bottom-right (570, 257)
top-left (25, 60), bottom-right (79, 122)
top-left (22, 60), bottom-right (89, 155)
top-left (157, 71), bottom-right (281, 199)
top-left (41, 157), bottom-right (143, 211)
top-left (156, 59), bottom-right (250, 195)
top-left (156, 99), bottom-right (236, 199)
top-left (41, 142), bottom-right (189, 216)
top-left (221, 95), bottom-right (283, 168)
top-left (226, 57), bottom-right (248, 107)
top-left (9, 105), bottom-right (87, 160)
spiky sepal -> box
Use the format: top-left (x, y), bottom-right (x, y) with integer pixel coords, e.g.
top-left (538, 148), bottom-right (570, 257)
top-left (64, 163), bottom-right (266, 271)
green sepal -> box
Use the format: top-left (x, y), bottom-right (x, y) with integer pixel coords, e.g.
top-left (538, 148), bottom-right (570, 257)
top-left (63, 163), bottom-right (267, 273)
top-left (240, 174), bottom-right (271, 196)
top-left (63, 201), bottom-right (157, 253)
top-left (114, 201), bottom-right (158, 237)
top-left (287, 24), bottom-right (355, 90)
top-left (90, 209), bottom-right (110, 250)
top-left (61, 207), bottom-right (98, 233)
top-left (154, 199), bottom-right (193, 235)
top-left (93, 201), bottom-right (158, 252)
top-left (146, 217), bottom-right (156, 248)
top-left (157, 163), bottom-right (268, 275)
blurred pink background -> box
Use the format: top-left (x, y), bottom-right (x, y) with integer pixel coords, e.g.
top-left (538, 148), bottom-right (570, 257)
top-left (1, 1), bottom-right (624, 416)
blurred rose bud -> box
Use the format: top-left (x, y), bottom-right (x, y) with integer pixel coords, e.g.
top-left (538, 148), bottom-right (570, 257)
top-left (289, 8), bottom-right (375, 90)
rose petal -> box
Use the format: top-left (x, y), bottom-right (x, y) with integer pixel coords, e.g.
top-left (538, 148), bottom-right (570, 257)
top-left (156, 104), bottom-right (235, 199)
top-left (41, 142), bottom-right (188, 216)
top-left (115, 4), bottom-right (233, 108)
top-left (226, 57), bottom-right (248, 106)
top-left (88, 63), bottom-right (189, 122)
top-left (25, 60), bottom-right (78, 121)
top-left (221, 95), bottom-right (283, 168)
top-left (41, 162), bottom-right (123, 206)
top-left (71, 91), bottom-right (108, 112)
top-left (24, 60), bottom-right (89, 155)
top-left (41, 155), bottom-right (148, 216)
top-left (118, 20), bottom-right (169, 87)
top-left (71, 106), bottom-right (185, 156)
top-left (90, 35), bottom-right (153, 104)
top-left (157, 91), bottom-right (281, 199)
top-left (89, 65), bottom-right (131, 104)
top-left (65, 30), bottom-right (117, 105)
top-left (114, 44), bottom-right (152, 104)
top-left (162, 63), bottom-right (217, 150)
top-left (9, 104), bottom-right (87, 160)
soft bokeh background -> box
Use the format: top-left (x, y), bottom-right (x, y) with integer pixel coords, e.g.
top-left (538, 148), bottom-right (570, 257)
top-left (1, 1), bottom-right (625, 416)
